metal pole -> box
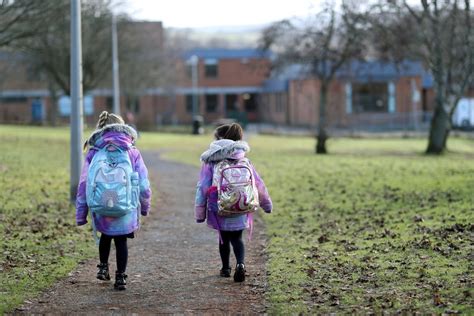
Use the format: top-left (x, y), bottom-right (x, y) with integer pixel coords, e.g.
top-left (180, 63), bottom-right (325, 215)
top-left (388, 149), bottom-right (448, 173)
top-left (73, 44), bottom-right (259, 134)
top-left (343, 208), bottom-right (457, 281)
top-left (191, 55), bottom-right (198, 118)
top-left (70, 0), bottom-right (83, 202)
top-left (112, 14), bottom-right (120, 115)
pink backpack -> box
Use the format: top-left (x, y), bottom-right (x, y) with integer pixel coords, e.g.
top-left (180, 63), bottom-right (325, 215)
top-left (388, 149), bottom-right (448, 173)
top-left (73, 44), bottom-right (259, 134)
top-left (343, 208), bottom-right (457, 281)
top-left (212, 158), bottom-right (259, 217)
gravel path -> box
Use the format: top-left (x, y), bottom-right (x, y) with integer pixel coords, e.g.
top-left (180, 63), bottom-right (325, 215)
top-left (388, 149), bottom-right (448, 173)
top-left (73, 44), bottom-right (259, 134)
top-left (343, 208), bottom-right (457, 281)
top-left (18, 152), bottom-right (268, 315)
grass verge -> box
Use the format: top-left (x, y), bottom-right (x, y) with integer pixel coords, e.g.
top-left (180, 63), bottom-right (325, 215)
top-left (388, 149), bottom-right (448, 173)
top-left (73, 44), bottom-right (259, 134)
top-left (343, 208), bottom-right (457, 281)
top-left (0, 126), bottom-right (94, 314)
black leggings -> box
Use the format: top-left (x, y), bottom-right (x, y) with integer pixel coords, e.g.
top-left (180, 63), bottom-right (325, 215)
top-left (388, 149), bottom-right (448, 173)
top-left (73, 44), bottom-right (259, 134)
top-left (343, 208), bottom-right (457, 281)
top-left (99, 234), bottom-right (128, 273)
top-left (219, 230), bottom-right (245, 269)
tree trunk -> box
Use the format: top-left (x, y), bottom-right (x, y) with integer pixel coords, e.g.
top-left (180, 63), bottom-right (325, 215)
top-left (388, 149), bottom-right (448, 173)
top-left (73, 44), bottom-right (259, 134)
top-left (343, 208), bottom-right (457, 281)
top-left (426, 102), bottom-right (450, 154)
top-left (316, 83), bottom-right (328, 154)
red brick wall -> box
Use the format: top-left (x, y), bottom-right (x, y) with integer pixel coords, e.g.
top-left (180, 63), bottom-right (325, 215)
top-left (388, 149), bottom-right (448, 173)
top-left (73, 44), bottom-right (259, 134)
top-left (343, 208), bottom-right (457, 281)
top-left (395, 76), bottom-right (423, 113)
top-left (287, 79), bottom-right (344, 128)
top-left (0, 100), bottom-right (31, 123)
top-left (177, 58), bottom-right (270, 87)
top-left (259, 93), bottom-right (288, 125)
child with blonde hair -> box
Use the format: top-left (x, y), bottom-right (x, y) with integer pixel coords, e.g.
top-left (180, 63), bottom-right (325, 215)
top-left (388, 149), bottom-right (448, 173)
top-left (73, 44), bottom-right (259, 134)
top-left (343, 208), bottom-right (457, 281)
top-left (76, 111), bottom-right (151, 290)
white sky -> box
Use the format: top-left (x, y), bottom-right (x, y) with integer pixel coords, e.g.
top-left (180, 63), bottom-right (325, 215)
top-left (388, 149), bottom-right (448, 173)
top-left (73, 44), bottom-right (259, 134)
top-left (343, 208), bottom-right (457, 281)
top-left (124, 0), bottom-right (320, 28)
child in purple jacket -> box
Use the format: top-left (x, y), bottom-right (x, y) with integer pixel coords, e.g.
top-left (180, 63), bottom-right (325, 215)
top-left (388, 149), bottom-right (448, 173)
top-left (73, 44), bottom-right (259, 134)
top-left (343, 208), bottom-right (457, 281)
top-left (194, 123), bottom-right (272, 282)
top-left (76, 111), bottom-right (151, 290)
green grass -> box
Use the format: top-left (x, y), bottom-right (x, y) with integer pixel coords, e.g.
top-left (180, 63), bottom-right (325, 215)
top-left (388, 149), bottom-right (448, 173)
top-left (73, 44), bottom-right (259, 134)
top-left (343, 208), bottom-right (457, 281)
top-left (247, 136), bottom-right (474, 314)
top-left (0, 126), bottom-right (94, 314)
top-left (141, 132), bottom-right (474, 314)
top-left (1, 125), bottom-right (473, 314)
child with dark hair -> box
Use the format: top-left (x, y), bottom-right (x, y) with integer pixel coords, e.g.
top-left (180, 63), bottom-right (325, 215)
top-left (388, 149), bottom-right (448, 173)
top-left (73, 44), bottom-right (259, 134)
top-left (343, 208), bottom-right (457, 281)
top-left (76, 111), bottom-right (152, 290)
top-left (194, 123), bottom-right (272, 282)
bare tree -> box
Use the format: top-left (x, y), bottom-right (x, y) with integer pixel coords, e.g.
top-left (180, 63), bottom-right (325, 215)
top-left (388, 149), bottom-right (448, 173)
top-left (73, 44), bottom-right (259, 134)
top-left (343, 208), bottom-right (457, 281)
top-left (375, 0), bottom-right (474, 154)
top-left (260, 1), bottom-right (368, 153)
top-left (0, 0), bottom-right (50, 47)
top-left (19, 0), bottom-right (116, 95)
top-left (11, 0), bottom-right (119, 124)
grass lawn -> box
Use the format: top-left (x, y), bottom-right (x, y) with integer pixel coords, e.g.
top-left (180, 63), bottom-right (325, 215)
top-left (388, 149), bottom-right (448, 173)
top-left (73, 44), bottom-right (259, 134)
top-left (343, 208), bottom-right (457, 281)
top-left (247, 136), bottom-right (474, 314)
top-left (148, 132), bottom-right (474, 314)
top-left (0, 125), bottom-right (473, 314)
top-left (0, 126), bottom-right (94, 313)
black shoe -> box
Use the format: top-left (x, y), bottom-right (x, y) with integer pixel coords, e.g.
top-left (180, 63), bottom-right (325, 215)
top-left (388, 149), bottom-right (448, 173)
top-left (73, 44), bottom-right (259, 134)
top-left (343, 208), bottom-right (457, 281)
top-left (220, 267), bottom-right (231, 277)
top-left (114, 271), bottom-right (127, 290)
top-left (234, 263), bottom-right (246, 282)
top-left (96, 263), bottom-right (110, 281)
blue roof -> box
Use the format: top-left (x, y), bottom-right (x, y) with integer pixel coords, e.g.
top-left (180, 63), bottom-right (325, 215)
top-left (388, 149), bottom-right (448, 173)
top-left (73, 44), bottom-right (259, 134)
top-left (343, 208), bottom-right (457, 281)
top-left (336, 60), bottom-right (425, 82)
top-left (262, 64), bottom-right (310, 93)
top-left (262, 78), bottom-right (288, 93)
top-left (263, 60), bottom-right (430, 93)
top-left (182, 48), bottom-right (271, 60)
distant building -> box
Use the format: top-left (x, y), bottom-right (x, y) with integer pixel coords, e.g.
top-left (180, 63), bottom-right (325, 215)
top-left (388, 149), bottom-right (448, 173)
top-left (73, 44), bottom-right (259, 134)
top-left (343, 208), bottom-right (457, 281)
top-left (261, 61), bottom-right (434, 131)
top-left (2, 34), bottom-right (474, 131)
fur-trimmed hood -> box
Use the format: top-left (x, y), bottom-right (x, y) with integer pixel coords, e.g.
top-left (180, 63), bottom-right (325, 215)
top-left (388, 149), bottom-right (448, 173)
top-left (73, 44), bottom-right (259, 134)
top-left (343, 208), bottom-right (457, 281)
top-left (87, 123), bottom-right (138, 149)
top-left (200, 139), bottom-right (250, 163)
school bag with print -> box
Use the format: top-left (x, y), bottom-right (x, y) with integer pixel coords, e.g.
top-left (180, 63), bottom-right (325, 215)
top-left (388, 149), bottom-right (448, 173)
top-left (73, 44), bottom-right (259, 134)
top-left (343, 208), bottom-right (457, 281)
top-left (86, 144), bottom-right (140, 218)
top-left (212, 158), bottom-right (259, 217)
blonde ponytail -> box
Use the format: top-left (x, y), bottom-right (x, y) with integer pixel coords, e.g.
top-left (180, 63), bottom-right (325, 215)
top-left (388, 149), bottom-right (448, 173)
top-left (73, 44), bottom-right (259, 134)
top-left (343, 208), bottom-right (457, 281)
top-left (83, 111), bottom-right (126, 151)
top-left (97, 111), bottom-right (109, 128)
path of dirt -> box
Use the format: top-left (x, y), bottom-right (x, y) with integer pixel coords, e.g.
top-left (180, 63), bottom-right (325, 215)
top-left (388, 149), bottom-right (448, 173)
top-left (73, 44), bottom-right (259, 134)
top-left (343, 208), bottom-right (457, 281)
top-left (17, 152), bottom-right (268, 315)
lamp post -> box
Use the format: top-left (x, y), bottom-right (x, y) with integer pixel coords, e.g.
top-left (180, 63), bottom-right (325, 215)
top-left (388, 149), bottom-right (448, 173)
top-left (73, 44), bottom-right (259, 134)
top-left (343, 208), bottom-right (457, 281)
top-left (70, 0), bottom-right (83, 201)
top-left (112, 14), bottom-right (120, 115)
top-left (189, 54), bottom-right (201, 134)
top-left (190, 55), bottom-right (198, 116)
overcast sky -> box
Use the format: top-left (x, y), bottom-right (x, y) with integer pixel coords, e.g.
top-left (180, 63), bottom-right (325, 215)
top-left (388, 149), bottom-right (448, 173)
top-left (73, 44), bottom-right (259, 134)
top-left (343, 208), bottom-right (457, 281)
top-left (124, 0), bottom-right (319, 28)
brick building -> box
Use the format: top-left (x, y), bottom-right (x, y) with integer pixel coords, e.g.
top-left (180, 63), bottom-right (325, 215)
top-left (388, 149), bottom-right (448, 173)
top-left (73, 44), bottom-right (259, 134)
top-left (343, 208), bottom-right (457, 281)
top-left (140, 48), bottom-right (272, 127)
top-left (3, 33), bottom-right (470, 131)
top-left (260, 61), bottom-right (431, 131)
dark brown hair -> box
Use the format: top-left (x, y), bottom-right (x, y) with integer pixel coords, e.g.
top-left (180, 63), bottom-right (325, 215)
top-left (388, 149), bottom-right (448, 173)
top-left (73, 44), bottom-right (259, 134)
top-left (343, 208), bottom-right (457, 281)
top-left (214, 123), bottom-right (243, 141)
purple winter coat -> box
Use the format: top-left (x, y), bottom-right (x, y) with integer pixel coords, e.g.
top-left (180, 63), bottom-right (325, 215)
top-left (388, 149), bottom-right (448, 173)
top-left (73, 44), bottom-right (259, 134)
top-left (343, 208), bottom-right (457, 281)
top-left (194, 140), bottom-right (272, 231)
top-left (75, 124), bottom-right (152, 236)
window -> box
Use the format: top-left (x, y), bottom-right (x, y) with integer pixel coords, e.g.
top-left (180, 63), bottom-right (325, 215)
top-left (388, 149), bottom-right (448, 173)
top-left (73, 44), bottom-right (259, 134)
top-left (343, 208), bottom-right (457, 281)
top-left (0, 96), bottom-right (27, 103)
top-left (205, 58), bottom-right (218, 78)
top-left (205, 94), bottom-right (218, 113)
top-left (186, 94), bottom-right (199, 113)
top-left (352, 83), bottom-right (388, 113)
